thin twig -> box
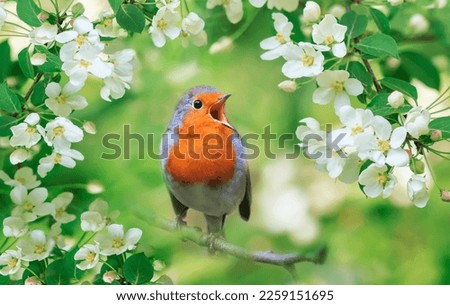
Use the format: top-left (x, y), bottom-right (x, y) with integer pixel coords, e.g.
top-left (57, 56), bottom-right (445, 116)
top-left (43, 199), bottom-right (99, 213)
top-left (24, 72), bottom-right (44, 102)
top-left (137, 211), bottom-right (327, 275)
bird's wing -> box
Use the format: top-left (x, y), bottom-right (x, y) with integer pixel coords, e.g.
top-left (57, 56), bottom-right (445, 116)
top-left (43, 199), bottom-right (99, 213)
top-left (239, 161), bottom-right (251, 222)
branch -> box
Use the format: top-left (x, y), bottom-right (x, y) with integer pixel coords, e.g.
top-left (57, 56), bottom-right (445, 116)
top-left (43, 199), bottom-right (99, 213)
top-left (353, 37), bottom-right (382, 93)
top-left (136, 211), bottom-right (327, 276)
top-left (24, 72), bottom-right (43, 102)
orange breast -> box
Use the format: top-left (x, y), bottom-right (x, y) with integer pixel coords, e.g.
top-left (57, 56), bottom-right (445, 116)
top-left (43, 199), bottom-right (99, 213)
top-left (166, 112), bottom-right (236, 186)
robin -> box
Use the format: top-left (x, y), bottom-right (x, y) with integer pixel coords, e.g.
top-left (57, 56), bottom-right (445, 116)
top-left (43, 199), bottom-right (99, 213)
top-left (161, 85), bottom-right (251, 234)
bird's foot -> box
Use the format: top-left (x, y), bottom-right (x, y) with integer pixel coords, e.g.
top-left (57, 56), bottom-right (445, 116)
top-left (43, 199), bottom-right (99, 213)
top-left (175, 216), bottom-right (187, 229)
top-left (206, 232), bottom-right (224, 254)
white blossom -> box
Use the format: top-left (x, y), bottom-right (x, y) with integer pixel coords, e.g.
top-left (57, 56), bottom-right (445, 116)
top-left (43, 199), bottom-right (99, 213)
top-left (407, 175), bottom-right (429, 208)
top-left (148, 8), bottom-right (181, 48)
top-left (249, 0), bottom-right (298, 12)
top-left (95, 224), bottom-right (142, 256)
top-left (338, 106), bottom-right (375, 146)
top-left (9, 113), bottom-right (44, 149)
top-left (74, 244), bottom-right (100, 270)
top-left (209, 36), bottom-right (233, 54)
top-left (355, 116), bottom-right (409, 167)
top-left (260, 13), bottom-right (293, 61)
top-left (207, 0), bottom-right (243, 24)
top-left (408, 14), bottom-right (429, 34)
top-left (56, 16), bottom-right (102, 55)
top-left (95, 11), bottom-right (115, 37)
top-left (43, 117), bottom-right (84, 150)
top-left (50, 192), bottom-right (76, 224)
top-left (0, 166), bottom-right (40, 190)
top-left (404, 106), bottom-right (430, 138)
top-left (10, 148), bottom-right (33, 165)
top-left (282, 42), bottom-right (325, 78)
top-left (157, 0), bottom-right (181, 11)
top-left (3, 216), bottom-right (28, 238)
top-left (181, 12), bottom-right (207, 47)
top-left (0, 250), bottom-right (22, 276)
top-left (29, 23), bottom-right (58, 45)
top-left (359, 164), bottom-right (397, 198)
top-left (312, 14), bottom-right (347, 58)
top-left (11, 186), bottom-right (53, 222)
top-left (387, 91), bottom-right (404, 108)
top-left (312, 70), bottom-right (363, 112)
top-left (37, 147), bottom-right (84, 177)
top-left (80, 211), bottom-right (105, 232)
top-left (100, 49), bottom-right (136, 101)
top-left (302, 1), bottom-right (321, 23)
top-left (45, 82), bottom-right (88, 116)
top-left (17, 230), bottom-right (54, 261)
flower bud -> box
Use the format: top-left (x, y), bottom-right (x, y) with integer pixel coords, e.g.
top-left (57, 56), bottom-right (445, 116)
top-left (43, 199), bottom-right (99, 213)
top-left (328, 5), bottom-right (346, 19)
top-left (388, 0), bottom-right (404, 6)
top-left (278, 80), bottom-right (297, 93)
top-left (38, 12), bottom-right (49, 21)
top-left (209, 37), bottom-right (233, 55)
top-left (87, 180), bottom-right (104, 194)
top-left (83, 121), bottom-right (97, 135)
top-left (408, 14), bottom-right (429, 34)
top-left (103, 271), bottom-right (120, 284)
top-left (430, 130), bottom-right (442, 141)
top-left (409, 157), bottom-right (425, 174)
top-left (387, 91), bottom-right (404, 108)
top-left (0, 137), bottom-right (9, 148)
top-left (25, 277), bottom-right (42, 285)
top-left (30, 53), bottom-right (47, 66)
top-left (71, 3), bottom-right (85, 17)
top-left (302, 1), bottom-right (321, 23)
top-left (441, 189), bottom-right (450, 202)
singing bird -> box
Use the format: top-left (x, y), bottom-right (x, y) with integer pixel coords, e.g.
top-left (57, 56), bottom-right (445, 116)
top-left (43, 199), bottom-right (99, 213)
top-left (161, 86), bottom-right (251, 234)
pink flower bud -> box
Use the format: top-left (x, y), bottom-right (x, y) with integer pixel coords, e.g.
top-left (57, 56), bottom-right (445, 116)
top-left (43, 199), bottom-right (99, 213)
top-left (25, 277), bottom-right (42, 285)
top-left (38, 12), bottom-right (49, 21)
top-left (441, 190), bottom-right (450, 202)
top-left (430, 130), bottom-right (442, 141)
top-left (103, 271), bottom-right (120, 284)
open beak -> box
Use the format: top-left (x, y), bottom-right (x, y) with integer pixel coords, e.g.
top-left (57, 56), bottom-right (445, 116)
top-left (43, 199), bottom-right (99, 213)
top-left (210, 94), bottom-right (233, 129)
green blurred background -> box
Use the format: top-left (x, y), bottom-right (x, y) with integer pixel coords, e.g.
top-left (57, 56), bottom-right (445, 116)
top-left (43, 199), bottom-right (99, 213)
top-left (1, 0), bottom-right (450, 284)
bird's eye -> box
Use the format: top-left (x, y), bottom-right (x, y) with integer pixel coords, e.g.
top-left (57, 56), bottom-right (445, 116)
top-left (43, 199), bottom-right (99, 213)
top-left (193, 100), bottom-right (203, 109)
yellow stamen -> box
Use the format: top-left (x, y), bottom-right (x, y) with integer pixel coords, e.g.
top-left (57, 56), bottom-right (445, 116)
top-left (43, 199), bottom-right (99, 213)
top-left (85, 252), bottom-right (96, 262)
top-left (301, 54), bottom-right (314, 66)
top-left (56, 95), bottom-right (66, 104)
top-left (76, 35), bottom-right (87, 46)
top-left (79, 59), bottom-right (91, 68)
top-left (157, 18), bottom-right (168, 30)
top-left (7, 258), bottom-right (18, 268)
top-left (351, 125), bottom-right (364, 136)
top-left (376, 174), bottom-right (388, 185)
top-left (34, 244), bottom-right (46, 254)
top-left (53, 126), bottom-right (65, 136)
top-left (26, 126), bottom-right (36, 134)
top-left (324, 35), bottom-right (335, 45)
top-left (275, 33), bottom-right (286, 44)
top-left (23, 201), bottom-right (34, 211)
top-left (112, 238), bottom-right (124, 249)
top-left (54, 154), bottom-right (62, 164)
top-left (378, 139), bottom-right (390, 153)
top-left (332, 81), bottom-right (344, 92)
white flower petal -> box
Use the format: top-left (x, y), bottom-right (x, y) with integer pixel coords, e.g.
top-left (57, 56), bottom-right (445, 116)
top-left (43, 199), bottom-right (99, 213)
top-left (344, 78), bottom-right (363, 96)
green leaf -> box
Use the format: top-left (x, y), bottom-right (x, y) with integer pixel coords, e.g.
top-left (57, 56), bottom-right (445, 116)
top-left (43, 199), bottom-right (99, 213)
top-left (429, 116), bottom-right (450, 139)
top-left (18, 48), bottom-right (35, 79)
top-left (34, 46), bottom-right (62, 73)
top-left (123, 253), bottom-right (154, 285)
top-left (341, 11), bottom-right (369, 39)
top-left (0, 82), bottom-right (22, 113)
top-left (0, 115), bottom-right (17, 136)
top-left (348, 61), bottom-right (372, 88)
top-left (367, 93), bottom-right (412, 116)
top-left (356, 34), bottom-right (399, 58)
top-left (109, 0), bottom-right (123, 13)
top-left (370, 8), bottom-right (391, 34)
top-left (400, 51), bottom-right (441, 90)
top-left (0, 41), bottom-right (12, 82)
top-left (45, 260), bottom-right (71, 284)
top-left (16, 0), bottom-right (42, 27)
top-left (116, 4), bottom-right (146, 33)
top-left (71, 2), bottom-right (85, 17)
top-left (380, 77), bottom-right (418, 100)
top-left (31, 81), bottom-right (47, 106)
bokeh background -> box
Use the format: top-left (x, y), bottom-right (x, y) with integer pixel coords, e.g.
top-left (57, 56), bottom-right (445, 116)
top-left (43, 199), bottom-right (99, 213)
top-left (1, 0), bottom-right (449, 284)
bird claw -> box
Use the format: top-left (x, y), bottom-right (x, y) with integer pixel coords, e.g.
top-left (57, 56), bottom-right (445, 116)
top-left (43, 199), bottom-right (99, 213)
top-left (206, 232), bottom-right (224, 254)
